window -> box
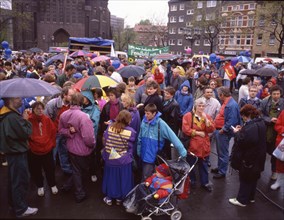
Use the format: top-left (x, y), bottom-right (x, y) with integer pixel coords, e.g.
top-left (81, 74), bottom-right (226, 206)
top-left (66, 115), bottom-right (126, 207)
top-left (222, 6), bottom-right (228, 12)
top-left (207, 0), bottom-right (217, 8)
top-left (219, 36), bottom-right (225, 45)
top-left (178, 28), bottom-right (183, 34)
top-left (271, 13), bottom-right (277, 25)
top-left (237, 16), bottom-right (243, 27)
top-left (186, 22), bottom-right (193, 27)
top-left (169, 39), bottom-right (176, 45)
top-left (187, 9), bottom-right (194, 15)
top-left (194, 27), bottom-right (202, 35)
top-left (204, 39), bottom-right (210, 46)
top-left (169, 28), bottom-right (176, 34)
top-left (229, 35), bottom-right (234, 45)
top-left (206, 13), bottom-right (215, 21)
top-left (246, 34), bottom-right (252, 45)
top-left (259, 15), bottom-right (265, 26)
top-left (269, 34), bottom-right (275, 45)
top-left (177, 39), bottom-right (183, 45)
top-left (249, 3), bottom-right (255, 9)
top-left (197, 1), bottom-right (203, 8)
top-left (170, 5), bottom-right (177, 11)
top-left (236, 35), bottom-right (241, 45)
top-left (257, 34), bottom-right (262, 45)
top-left (196, 15), bottom-right (202, 21)
top-left (239, 4), bottom-right (244, 10)
top-left (233, 5), bottom-right (238, 11)
top-left (179, 15), bottom-right (184, 22)
top-left (180, 3), bottom-right (185, 10)
top-left (184, 46), bottom-right (191, 50)
top-left (230, 17), bottom-right (236, 27)
top-left (170, 16), bottom-right (177, 23)
top-left (204, 26), bottom-right (215, 33)
top-left (248, 16), bottom-right (254, 27)
top-left (195, 40), bottom-right (200, 46)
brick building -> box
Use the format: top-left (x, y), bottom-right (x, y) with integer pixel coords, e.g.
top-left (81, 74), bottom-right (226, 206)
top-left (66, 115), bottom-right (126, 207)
top-left (217, 1), bottom-right (257, 57)
top-left (167, 0), bottom-right (222, 55)
top-left (11, 0), bottom-right (111, 51)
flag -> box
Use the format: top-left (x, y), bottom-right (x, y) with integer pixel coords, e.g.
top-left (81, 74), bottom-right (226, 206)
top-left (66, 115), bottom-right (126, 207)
top-left (110, 43), bottom-right (115, 57)
top-left (0, 0), bottom-right (12, 10)
top-left (224, 63), bottom-right (236, 81)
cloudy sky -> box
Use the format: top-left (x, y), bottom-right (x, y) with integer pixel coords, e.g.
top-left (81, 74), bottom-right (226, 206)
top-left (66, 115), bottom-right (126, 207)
top-left (108, 0), bottom-right (169, 27)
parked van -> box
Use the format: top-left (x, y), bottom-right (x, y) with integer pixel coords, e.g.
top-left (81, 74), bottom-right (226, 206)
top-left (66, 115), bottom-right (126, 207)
top-left (115, 51), bottom-right (128, 60)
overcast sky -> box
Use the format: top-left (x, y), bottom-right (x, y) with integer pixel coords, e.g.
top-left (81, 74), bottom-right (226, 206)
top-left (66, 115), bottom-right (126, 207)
top-left (108, 0), bottom-right (169, 27)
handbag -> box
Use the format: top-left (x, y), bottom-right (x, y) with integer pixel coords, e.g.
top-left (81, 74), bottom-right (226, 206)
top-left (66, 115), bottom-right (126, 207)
top-left (273, 138), bottom-right (284, 161)
top-left (179, 112), bottom-right (194, 148)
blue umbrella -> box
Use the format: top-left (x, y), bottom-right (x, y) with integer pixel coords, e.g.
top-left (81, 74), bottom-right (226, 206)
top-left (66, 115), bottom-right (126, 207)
top-left (118, 65), bottom-right (145, 78)
top-left (237, 56), bottom-right (251, 63)
top-left (0, 78), bottom-right (61, 98)
top-left (45, 53), bottom-right (73, 66)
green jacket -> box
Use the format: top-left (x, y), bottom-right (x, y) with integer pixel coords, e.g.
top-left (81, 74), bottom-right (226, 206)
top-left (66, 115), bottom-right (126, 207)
top-left (0, 106), bottom-right (32, 154)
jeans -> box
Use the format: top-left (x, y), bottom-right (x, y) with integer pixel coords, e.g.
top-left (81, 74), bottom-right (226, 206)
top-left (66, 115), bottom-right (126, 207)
top-left (214, 130), bottom-right (232, 175)
top-left (54, 134), bottom-right (72, 174)
top-left (237, 177), bottom-right (257, 205)
top-left (223, 79), bottom-right (230, 88)
top-left (6, 153), bottom-right (30, 216)
top-left (187, 154), bottom-right (209, 186)
top-left (141, 162), bottom-right (155, 182)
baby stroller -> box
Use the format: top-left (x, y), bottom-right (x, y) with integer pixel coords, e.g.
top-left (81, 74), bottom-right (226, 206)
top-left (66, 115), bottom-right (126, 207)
top-left (123, 153), bottom-right (198, 220)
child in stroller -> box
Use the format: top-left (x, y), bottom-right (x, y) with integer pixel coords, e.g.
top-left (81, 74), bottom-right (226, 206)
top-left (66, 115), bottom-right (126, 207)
top-left (123, 155), bottom-right (197, 220)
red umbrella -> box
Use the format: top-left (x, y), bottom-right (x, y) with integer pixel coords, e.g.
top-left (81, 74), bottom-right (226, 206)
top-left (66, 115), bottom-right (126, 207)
top-left (70, 50), bottom-right (92, 58)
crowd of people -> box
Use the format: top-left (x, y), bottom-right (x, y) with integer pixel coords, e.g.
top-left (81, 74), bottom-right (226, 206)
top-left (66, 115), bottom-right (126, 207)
top-left (0, 52), bottom-right (284, 217)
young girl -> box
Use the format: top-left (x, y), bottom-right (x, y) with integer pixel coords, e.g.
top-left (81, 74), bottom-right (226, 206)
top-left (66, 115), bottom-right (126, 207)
top-left (102, 110), bottom-right (137, 205)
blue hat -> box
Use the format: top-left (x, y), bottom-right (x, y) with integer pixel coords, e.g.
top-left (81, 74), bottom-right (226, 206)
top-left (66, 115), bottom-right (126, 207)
top-left (73, 72), bottom-right (83, 79)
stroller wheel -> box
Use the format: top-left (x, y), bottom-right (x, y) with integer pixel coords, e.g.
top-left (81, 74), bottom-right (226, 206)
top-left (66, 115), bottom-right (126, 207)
top-left (141, 217), bottom-right (152, 220)
top-left (171, 210), bottom-right (182, 220)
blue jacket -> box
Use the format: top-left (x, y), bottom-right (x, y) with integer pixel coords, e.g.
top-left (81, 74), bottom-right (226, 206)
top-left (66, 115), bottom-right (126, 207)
top-left (174, 80), bottom-right (193, 116)
top-left (223, 97), bottom-right (242, 135)
top-left (137, 112), bottom-right (187, 163)
top-left (81, 90), bottom-right (100, 136)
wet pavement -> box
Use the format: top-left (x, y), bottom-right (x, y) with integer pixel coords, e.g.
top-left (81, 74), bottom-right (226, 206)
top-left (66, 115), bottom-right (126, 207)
top-left (0, 141), bottom-right (283, 220)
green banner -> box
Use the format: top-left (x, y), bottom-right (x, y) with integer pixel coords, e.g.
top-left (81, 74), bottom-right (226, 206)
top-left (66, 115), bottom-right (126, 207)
top-left (128, 44), bottom-right (169, 57)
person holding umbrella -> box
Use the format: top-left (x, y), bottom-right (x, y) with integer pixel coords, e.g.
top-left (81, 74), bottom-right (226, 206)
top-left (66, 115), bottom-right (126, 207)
top-left (0, 98), bottom-right (38, 217)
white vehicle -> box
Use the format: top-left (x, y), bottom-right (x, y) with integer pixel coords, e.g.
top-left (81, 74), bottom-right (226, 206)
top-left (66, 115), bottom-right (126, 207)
top-left (254, 57), bottom-right (284, 64)
top-left (115, 51), bottom-right (128, 60)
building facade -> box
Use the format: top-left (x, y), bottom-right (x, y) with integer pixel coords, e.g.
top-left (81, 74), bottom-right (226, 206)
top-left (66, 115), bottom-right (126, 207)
top-left (11, 0), bottom-right (111, 51)
top-left (110, 15), bottom-right (124, 35)
top-left (217, 1), bottom-right (257, 57)
top-left (167, 0), bottom-right (222, 55)
top-left (133, 24), bottom-right (167, 47)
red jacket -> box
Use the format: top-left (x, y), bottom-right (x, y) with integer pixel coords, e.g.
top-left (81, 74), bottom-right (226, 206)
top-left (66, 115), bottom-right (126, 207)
top-left (274, 110), bottom-right (284, 173)
top-left (182, 112), bottom-right (215, 158)
top-left (28, 113), bottom-right (56, 155)
top-left (154, 69), bottom-right (164, 84)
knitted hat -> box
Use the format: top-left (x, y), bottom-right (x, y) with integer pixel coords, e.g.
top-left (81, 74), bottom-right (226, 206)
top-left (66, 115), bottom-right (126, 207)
top-left (156, 164), bottom-right (170, 177)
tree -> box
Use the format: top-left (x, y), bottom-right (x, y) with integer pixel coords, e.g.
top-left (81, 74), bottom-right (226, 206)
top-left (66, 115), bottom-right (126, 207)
top-left (138, 19), bottom-right (151, 25)
top-left (190, 6), bottom-right (223, 53)
top-left (113, 26), bottom-right (136, 51)
top-left (256, 2), bottom-right (284, 58)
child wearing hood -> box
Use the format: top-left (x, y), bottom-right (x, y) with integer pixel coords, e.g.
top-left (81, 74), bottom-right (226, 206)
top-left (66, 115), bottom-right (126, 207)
top-left (174, 80), bottom-right (193, 116)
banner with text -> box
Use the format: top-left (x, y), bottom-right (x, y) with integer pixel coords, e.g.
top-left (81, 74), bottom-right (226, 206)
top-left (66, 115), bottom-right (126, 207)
top-left (128, 44), bottom-right (169, 57)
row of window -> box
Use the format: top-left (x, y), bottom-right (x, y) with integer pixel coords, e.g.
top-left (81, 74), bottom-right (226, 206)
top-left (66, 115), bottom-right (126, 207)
top-left (256, 33), bottom-right (276, 45)
top-left (222, 3), bottom-right (255, 12)
top-left (219, 35), bottom-right (253, 46)
top-left (168, 39), bottom-right (211, 46)
top-left (169, 27), bottom-right (214, 35)
top-left (169, 13), bottom-right (215, 23)
top-left (170, 1), bottom-right (217, 11)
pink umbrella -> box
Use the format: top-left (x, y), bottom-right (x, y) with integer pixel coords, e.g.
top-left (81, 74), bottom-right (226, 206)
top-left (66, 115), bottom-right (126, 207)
top-left (92, 55), bottom-right (110, 62)
top-left (70, 50), bottom-right (92, 58)
top-left (117, 63), bottom-right (125, 70)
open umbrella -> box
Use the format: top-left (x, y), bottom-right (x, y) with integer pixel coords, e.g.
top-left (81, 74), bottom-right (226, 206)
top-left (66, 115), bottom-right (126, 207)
top-left (44, 53), bottom-right (73, 66)
top-left (255, 68), bottom-right (278, 77)
top-left (117, 65), bottom-right (145, 78)
top-left (70, 50), bottom-right (92, 58)
top-left (153, 53), bottom-right (178, 60)
top-left (237, 56), bottom-right (251, 63)
top-left (239, 69), bottom-right (257, 76)
top-left (92, 55), bottom-right (110, 62)
top-left (73, 75), bottom-right (118, 91)
top-left (28, 47), bottom-right (43, 53)
top-left (0, 78), bottom-right (61, 98)
top-left (263, 58), bottom-right (273, 62)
